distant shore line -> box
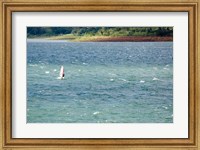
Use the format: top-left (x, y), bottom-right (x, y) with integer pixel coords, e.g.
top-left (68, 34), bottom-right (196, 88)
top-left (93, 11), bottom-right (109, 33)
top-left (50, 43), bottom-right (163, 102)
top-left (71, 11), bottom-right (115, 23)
top-left (78, 36), bottom-right (173, 42)
top-left (29, 35), bottom-right (173, 42)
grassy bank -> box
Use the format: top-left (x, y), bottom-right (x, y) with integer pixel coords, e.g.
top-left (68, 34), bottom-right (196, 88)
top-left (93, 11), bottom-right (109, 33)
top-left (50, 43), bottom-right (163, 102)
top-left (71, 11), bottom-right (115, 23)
top-left (28, 34), bottom-right (173, 42)
top-left (45, 34), bottom-right (76, 40)
top-left (54, 35), bottom-right (172, 42)
top-left (72, 35), bottom-right (173, 42)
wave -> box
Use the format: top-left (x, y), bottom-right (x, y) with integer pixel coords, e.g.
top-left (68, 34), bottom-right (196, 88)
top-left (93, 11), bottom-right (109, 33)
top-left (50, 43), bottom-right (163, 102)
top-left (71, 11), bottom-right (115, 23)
top-left (140, 80), bottom-right (145, 83)
top-left (93, 111), bottom-right (100, 115)
top-left (110, 78), bottom-right (114, 81)
top-left (162, 106), bottom-right (168, 110)
top-left (153, 77), bottom-right (159, 81)
top-left (163, 67), bottom-right (169, 70)
top-left (119, 78), bottom-right (128, 82)
top-left (29, 64), bottom-right (38, 67)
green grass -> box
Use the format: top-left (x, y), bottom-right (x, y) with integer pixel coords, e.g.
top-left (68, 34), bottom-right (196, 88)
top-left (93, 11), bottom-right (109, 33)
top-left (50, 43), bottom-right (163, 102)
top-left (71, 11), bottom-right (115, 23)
top-left (35, 34), bottom-right (112, 42)
top-left (71, 36), bottom-right (111, 42)
top-left (45, 34), bottom-right (76, 40)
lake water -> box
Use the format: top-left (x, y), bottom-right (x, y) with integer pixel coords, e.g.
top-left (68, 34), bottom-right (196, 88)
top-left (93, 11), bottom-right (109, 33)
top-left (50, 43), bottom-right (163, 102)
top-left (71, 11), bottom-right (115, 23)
top-left (27, 39), bottom-right (173, 123)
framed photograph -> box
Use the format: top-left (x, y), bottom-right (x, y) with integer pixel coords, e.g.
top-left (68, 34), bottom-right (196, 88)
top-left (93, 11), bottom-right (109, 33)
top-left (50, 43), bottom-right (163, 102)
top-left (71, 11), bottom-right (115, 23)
top-left (0, 0), bottom-right (199, 149)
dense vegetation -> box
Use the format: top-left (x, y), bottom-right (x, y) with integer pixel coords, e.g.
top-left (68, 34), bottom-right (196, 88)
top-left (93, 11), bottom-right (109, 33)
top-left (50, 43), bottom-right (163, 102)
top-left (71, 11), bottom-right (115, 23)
top-left (27, 27), bottom-right (173, 38)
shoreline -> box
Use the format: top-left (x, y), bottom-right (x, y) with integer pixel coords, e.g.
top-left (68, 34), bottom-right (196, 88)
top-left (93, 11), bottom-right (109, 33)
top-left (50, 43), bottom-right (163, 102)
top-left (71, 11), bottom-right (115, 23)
top-left (28, 35), bottom-right (173, 42)
top-left (76, 36), bottom-right (173, 42)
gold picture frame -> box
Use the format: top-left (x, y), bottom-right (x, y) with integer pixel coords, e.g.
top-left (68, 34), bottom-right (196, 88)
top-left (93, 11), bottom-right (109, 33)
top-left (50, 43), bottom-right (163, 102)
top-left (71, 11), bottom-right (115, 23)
top-left (0, 0), bottom-right (199, 149)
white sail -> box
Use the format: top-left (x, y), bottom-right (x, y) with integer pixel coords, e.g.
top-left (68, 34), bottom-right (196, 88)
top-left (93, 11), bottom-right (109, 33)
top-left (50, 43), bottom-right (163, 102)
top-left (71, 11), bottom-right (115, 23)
top-left (59, 66), bottom-right (64, 79)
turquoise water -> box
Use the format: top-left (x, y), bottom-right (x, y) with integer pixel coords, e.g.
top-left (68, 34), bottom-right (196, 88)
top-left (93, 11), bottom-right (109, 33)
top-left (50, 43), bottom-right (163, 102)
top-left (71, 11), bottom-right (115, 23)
top-left (27, 40), bottom-right (173, 123)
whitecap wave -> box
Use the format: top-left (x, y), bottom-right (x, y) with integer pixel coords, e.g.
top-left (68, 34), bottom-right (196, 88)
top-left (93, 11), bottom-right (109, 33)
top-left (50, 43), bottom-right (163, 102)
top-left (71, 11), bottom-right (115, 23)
top-left (29, 64), bottom-right (37, 67)
top-left (140, 80), bottom-right (145, 83)
top-left (108, 73), bottom-right (117, 76)
top-left (153, 77), bottom-right (159, 81)
top-left (162, 106), bottom-right (168, 109)
top-left (119, 78), bottom-right (128, 82)
top-left (110, 78), bottom-right (114, 81)
top-left (163, 67), bottom-right (169, 70)
top-left (93, 111), bottom-right (100, 115)
top-left (57, 77), bottom-right (64, 80)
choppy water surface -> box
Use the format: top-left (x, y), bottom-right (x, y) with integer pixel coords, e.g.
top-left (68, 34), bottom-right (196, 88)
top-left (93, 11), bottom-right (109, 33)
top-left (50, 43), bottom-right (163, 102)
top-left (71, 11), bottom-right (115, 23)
top-left (27, 39), bottom-right (173, 123)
